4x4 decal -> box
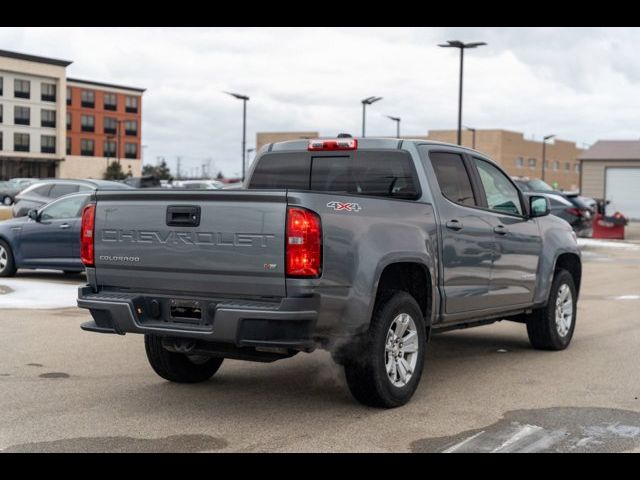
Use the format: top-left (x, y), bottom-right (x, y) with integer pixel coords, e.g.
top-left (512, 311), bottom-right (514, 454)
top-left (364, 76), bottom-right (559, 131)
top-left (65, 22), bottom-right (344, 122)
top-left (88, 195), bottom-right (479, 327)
top-left (327, 201), bottom-right (362, 212)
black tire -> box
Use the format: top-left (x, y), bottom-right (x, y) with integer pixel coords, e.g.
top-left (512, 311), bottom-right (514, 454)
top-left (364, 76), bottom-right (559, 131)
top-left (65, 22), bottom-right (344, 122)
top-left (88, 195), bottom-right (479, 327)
top-left (343, 291), bottom-right (427, 408)
top-left (526, 269), bottom-right (577, 350)
top-left (2, 196), bottom-right (12, 206)
top-left (144, 335), bottom-right (224, 383)
top-left (0, 240), bottom-right (17, 277)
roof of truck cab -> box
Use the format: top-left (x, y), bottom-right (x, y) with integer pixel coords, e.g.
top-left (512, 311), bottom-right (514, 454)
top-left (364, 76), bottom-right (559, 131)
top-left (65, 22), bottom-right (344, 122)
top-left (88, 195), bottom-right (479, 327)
top-left (265, 137), bottom-right (488, 157)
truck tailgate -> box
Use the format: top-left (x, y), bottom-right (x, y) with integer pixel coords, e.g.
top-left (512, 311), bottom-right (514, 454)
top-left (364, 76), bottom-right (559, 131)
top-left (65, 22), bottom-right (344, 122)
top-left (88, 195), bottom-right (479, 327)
top-left (93, 190), bottom-right (287, 298)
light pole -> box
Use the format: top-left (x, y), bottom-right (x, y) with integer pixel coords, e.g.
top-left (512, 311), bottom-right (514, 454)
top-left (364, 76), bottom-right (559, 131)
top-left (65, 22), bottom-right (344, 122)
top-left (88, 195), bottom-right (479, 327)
top-left (361, 96), bottom-right (382, 137)
top-left (541, 134), bottom-right (555, 181)
top-left (224, 91), bottom-right (250, 181)
top-left (464, 126), bottom-right (477, 149)
top-left (438, 40), bottom-right (487, 146)
top-left (386, 115), bottom-right (401, 138)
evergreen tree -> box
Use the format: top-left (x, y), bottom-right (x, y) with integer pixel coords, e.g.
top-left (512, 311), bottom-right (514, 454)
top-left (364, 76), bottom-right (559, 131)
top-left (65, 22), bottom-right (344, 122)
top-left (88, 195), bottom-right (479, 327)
top-left (104, 161), bottom-right (126, 180)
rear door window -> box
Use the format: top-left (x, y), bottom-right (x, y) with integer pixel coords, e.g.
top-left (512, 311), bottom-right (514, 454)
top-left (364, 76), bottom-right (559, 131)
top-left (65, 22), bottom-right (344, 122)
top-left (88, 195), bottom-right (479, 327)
top-left (31, 184), bottom-right (54, 197)
top-left (49, 183), bottom-right (80, 198)
top-left (429, 152), bottom-right (477, 206)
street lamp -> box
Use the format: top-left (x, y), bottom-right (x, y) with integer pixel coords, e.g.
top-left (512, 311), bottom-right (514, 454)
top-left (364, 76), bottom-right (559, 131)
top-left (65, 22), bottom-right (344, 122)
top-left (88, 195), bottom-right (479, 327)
top-left (438, 40), bottom-right (487, 146)
top-left (541, 134), bottom-right (555, 181)
top-left (464, 125), bottom-right (477, 149)
top-left (224, 91), bottom-right (250, 181)
top-left (386, 115), bottom-right (401, 138)
top-left (361, 96), bottom-right (383, 138)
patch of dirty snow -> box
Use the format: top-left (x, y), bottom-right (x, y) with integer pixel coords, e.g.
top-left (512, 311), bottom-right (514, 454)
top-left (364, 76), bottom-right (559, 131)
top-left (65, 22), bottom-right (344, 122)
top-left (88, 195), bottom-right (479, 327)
top-left (0, 278), bottom-right (81, 309)
top-left (577, 238), bottom-right (640, 250)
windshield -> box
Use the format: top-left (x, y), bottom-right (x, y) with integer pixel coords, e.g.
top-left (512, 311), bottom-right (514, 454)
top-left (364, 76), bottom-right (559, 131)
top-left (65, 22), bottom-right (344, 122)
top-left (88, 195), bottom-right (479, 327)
top-left (527, 179), bottom-right (555, 192)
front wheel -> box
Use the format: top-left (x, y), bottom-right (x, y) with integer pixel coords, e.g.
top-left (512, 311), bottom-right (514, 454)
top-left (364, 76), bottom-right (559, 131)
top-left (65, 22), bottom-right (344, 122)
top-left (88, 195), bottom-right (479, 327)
top-left (526, 269), bottom-right (577, 350)
top-left (144, 335), bottom-right (224, 383)
top-left (0, 240), bottom-right (17, 277)
top-left (343, 291), bottom-right (426, 408)
top-left (2, 196), bottom-right (12, 206)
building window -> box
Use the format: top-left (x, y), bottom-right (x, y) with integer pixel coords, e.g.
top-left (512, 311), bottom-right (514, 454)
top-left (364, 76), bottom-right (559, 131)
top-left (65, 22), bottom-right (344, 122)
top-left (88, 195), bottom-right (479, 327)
top-left (81, 90), bottom-right (95, 108)
top-left (14, 106), bottom-right (30, 126)
top-left (104, 139), bottom-right (116, 157)
top-left (125, 142), bottom-right (137, 159)
top-left (41, 83), bottom-right (56, 102)
top-left (125, 95), bottom-right (138, 113)
top-left (14, 133), bottom-right (30, 152)
top-left (0, 76), bottom-right (3, 96)
top-left (81, 114), bottom-right (95, 132)
top-left (575, 164), bottom-right (580, 174)
top-left (41, 109), bottom-right (56, 128)
top-left (66, 112), bottom-right (71, 130)
top-left (553, 161), bottom-right (559, 171)
top-left (66, 86), bottom-right (71, 105)
top-left (14, 79), bottom-right (30, 99)
top-left (124, 119), bottom-right (138, 136)
top-left (0, 132), bottom-right (2, 150)
top-left (528, 158), bottom-right (537, 169)
top-left (104, 93), bottom-right (117, 111)
top-left (104, 117), bottom-right (117, 134)
top-left (41, 135), bottom-right (56, 154)
top-left (565, 162), bottom-right (571, 171)
top-left (0, 104), bottom-right (2, 123)
top-left (81, 139), bottom-right (95, 156)
top-left (516, 156), bottom-right (524, 168)
top-left (66, 137), bottom-right (71, 155)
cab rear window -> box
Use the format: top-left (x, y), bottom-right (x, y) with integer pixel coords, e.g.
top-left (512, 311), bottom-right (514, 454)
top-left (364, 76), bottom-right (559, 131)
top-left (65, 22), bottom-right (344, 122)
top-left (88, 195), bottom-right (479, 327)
top-left (249, 150), bottom-right (420, 200)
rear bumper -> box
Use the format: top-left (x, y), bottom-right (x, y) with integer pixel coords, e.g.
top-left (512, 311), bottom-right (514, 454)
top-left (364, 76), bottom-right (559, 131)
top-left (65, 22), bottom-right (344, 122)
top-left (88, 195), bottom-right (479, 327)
top-left (77, 286), bottom-right (319, 351)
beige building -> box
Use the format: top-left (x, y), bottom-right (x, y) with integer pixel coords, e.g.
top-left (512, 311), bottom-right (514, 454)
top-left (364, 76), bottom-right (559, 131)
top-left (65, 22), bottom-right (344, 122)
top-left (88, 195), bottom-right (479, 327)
top-left (426, 129), bottom-right (583, 191)
top-left (579, 141), bottom-right (640, 220)
top-left (256, 131), bottom-right (319, 152)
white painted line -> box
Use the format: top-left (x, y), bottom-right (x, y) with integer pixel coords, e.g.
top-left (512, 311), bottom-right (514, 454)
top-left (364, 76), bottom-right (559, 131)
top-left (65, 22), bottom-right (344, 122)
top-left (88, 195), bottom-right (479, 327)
top-left (491, 424), bottom-right (543, 453)
top-left (442, 430), bottom-right (485, 453)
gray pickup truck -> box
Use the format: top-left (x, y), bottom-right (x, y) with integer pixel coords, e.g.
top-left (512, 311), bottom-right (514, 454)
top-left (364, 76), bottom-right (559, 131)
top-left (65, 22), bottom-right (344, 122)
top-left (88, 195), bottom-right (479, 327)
top-left (77, 136), bottom-right (581, 408)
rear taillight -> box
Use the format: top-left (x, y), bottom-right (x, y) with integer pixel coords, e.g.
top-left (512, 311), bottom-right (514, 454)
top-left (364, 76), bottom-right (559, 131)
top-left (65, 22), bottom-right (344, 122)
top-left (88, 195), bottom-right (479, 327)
top-left (80, 203), bottom-right (96, 267)
top-left (566, 207), bottom-right (583, 217)
top-left (308, 138), bottom-right (357, 151)
top-left (286, 207), bottom-right (322, 278)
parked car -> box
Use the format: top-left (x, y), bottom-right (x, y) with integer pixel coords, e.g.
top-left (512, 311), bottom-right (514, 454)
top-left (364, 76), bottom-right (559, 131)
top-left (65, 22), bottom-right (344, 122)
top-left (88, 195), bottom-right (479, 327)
top-left (512, 177), bottom-right (594, 235)
top-left (78, 137), bottom-right (581, 408)
top-left (0, 178), bottom-right (39, 205)
top-left (11, 179), bottom-right (131, 217)
top-left (538, 192), bottom-right (592, 237)
top-left (174, 180), bottom-right (224, 190)
top-left (123, 175), bottom-right (162, 188)
top-left (0, 192), bottom-right (92, 277)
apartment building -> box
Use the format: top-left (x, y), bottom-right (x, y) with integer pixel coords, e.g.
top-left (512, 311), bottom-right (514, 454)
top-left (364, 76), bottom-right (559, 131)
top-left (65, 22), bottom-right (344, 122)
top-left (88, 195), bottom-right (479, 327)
top-left (426, 129), bottom-right (583, 191)
top-left (0, 49), bottom-right (145, 180)
top-left (65, 78), bottom-right (145, 178)
top-left (0, 50), bottom-right (70, 179)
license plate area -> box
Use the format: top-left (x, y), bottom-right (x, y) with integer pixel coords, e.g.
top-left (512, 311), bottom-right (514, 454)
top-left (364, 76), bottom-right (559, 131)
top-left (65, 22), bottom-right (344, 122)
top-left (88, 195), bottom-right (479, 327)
top-left (170, 299), bottom-right (202, 324)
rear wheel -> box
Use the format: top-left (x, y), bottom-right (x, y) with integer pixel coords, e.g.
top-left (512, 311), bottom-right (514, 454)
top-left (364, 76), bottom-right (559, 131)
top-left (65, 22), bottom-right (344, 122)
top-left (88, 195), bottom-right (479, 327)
top-left (144, 335), bottom-right (224, 383)
top-left (343, 291), bottom-right (426, 408)
top-left (527, 269), bottom-right (577, 350)
top-left (2, 196), bottom-right (12, 206)
top-left (0, 240), bottom-right (17, 277)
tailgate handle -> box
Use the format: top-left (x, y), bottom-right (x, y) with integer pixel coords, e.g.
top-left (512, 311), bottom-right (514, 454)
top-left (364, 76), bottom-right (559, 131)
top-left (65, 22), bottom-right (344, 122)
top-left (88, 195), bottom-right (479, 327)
top-left (166, 205), bottom-right (201, 227)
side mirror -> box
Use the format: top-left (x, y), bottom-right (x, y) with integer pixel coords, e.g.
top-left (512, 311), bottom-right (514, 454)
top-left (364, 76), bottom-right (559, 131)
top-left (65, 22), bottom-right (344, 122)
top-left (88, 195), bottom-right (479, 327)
top-left (529, 195), bottom-right (550, 218)
top-left (27, 209), bottom-right (40, 221)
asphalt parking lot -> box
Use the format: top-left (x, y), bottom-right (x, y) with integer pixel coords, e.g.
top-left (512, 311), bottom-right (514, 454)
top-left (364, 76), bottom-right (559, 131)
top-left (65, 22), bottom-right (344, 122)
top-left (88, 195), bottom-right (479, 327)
top-left (0, 233), bottom-right (639, 452)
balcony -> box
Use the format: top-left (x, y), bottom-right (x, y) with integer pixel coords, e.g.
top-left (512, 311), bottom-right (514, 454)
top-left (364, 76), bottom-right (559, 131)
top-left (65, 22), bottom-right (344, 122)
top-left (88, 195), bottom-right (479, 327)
top-left (125, 152), bottom-right (137, 159)
top-left (67, 97), bottom-right (71, 106)
top-left (125, 129), bottom-right (137, 136)
top-left (81, 101), bottom-right (95, 108)
top-left (41, 146), bottom-right (56, 154)
top-left (81, 125), bottom-right (95, 132)
top-left (14, 145), bottom-right (29, 152)
top-left (103, 127), bottom-right (117, 135)
top-left (41, 120), bottom-right (56, 128)
top-left (15, 118), bottom-right (30, 126)
top-left (125, 106), bottom-right (138, 114)
top-left (81, 149), bottom-right (94, 157)
top-left (104, 103), bottom-right (117, 111)
top-left (15, 91), bottom-right (30, 99)
top-left (41, 94), bottom-right (56, 102)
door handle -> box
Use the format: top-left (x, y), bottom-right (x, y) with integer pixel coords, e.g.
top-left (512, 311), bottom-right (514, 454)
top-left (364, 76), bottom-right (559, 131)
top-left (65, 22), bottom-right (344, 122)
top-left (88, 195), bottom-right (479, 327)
top-left (445, 220), bottom-right (463, 231)
top-left (493, 225), bottom-right (508, 235)
top-left (60, 223), bottom-right (71, 229)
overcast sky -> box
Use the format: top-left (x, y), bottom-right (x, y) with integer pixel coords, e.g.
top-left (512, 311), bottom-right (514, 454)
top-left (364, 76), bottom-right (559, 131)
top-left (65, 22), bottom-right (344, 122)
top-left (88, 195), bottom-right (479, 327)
top-left (2, 27), bottom-right (639, 177)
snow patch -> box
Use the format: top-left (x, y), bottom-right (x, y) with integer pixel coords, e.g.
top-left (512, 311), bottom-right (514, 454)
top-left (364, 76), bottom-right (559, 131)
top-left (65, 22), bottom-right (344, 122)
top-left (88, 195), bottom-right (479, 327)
top-left (0, 277), bottom-right (81, 309)
top-left (577, 238), bottom-right (640, 250)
